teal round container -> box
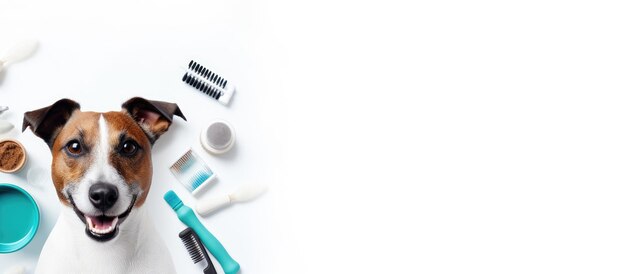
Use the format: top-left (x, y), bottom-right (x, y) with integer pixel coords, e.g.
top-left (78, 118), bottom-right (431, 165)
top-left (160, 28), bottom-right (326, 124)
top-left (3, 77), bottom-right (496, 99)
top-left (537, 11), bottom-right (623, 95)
top-left (0, 183), bottom-right (39, 253)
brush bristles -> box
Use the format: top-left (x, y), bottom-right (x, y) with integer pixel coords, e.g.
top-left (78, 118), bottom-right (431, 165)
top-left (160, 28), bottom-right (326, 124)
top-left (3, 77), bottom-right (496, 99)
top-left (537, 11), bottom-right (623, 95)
top-left (191, 171), bottom-right (211, 190)
top-left (181, 232), bottom-right (206, 264)
top-left (171, 150), bottom-right (194, 173)
top-left (188, 60), bottom-right (228, 88)
top-left (182, 73), bottom-right (223, 100)
top-left (170, 149), bottom-right (215, 193)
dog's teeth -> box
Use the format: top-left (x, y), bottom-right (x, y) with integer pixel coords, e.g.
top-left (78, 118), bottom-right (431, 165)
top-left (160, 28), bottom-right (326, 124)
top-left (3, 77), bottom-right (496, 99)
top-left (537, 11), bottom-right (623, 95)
top-left (111, 217), bottom-right (119, 230)
top-left (86, 217), bottom-right (95, 229)
top-left (86, 216), bottom-right (119, 235)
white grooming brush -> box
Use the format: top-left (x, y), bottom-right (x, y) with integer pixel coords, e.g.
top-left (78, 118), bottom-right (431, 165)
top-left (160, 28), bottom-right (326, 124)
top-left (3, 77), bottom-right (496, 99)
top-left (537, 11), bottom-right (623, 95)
top-left (195, 184), bottom-right (267, 216)
top-left (0, 40), bottom-right (38, 72)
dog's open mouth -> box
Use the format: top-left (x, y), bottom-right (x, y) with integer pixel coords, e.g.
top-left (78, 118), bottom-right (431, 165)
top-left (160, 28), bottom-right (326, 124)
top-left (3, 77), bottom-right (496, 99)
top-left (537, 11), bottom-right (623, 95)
top-left (85, 215), bottom-right (119, 236)
top-left (68, 195), bottom-right (137, 242)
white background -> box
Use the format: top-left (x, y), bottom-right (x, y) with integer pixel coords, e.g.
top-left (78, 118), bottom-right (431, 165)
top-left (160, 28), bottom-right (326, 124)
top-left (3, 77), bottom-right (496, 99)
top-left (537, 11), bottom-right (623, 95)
top-left (1, 0), bottom-right (626, 273)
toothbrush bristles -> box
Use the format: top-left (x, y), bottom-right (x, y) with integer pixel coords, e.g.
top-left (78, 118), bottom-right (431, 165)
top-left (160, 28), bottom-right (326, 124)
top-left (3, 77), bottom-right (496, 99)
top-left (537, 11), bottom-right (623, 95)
top-left (170, 150), bottom-right (215, 192)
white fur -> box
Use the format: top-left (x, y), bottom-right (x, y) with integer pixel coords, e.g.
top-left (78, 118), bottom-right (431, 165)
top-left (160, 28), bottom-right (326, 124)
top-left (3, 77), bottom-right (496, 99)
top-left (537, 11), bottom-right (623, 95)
top-left (35, 114), bottom-right (175, 274)
top-left (65, 115), bottom-right (139, 217)
top-left (36, 208), bottom-right (174, 274)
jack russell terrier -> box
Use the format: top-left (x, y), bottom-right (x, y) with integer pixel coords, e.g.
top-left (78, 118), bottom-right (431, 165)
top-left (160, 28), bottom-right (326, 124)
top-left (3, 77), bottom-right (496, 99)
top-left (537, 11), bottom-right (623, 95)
top-left (23, 97), bottom-right (186, 274)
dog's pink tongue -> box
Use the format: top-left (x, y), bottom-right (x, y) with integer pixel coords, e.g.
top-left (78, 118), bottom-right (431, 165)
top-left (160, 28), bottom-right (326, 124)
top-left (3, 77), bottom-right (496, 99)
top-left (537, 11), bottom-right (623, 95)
top-left (92, 217), bottom-right (111, 230)
top-left (87, 216), bottom-right (117, 232)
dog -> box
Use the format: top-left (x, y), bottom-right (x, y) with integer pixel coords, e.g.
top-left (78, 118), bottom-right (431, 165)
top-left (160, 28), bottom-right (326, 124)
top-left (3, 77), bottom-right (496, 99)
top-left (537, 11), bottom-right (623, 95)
top-left (23, 97), bottom-right (185, 274)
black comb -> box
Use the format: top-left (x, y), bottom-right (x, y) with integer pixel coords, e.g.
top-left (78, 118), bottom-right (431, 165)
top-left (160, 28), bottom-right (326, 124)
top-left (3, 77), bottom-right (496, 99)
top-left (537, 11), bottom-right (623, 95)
top-left (179, 227), bottom-right (217, 274)
top-left (188, 60), bottom-right (228, 89)
top-left (182, 60), bottom-right (235, 105)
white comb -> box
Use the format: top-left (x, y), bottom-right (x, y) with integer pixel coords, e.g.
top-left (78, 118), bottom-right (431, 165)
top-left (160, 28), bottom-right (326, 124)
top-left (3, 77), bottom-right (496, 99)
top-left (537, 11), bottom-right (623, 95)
top-left (195, 184), bottom-right (267, 216)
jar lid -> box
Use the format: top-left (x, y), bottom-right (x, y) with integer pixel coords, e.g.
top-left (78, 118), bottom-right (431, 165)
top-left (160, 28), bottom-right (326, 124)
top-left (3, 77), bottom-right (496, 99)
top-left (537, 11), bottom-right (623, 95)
top-left (200, 120), bottom-right (235, 154)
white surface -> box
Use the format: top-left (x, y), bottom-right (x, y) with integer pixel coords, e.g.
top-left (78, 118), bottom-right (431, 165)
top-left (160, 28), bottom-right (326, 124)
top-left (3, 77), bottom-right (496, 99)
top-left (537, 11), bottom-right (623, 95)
top-left (0, 1), bottom-right (279, 273)
top-left (3, 1), bottom-right (626, 274)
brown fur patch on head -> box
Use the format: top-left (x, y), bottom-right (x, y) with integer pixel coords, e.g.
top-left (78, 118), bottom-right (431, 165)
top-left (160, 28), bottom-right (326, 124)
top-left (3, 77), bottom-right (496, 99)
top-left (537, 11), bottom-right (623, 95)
top-left (50, 111), bottom-right (155, 208)
top-left (103, 111), bottom-right (153, 207)
top-left (50, 111), bottom-right (101, 205)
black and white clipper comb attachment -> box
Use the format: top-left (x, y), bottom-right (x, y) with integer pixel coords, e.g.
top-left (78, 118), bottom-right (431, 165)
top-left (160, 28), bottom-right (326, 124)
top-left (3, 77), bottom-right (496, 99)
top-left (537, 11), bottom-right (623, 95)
top-left (182, 60), bottom-right (235, 105)
top-left (179, 227), bottom-right (217, 274)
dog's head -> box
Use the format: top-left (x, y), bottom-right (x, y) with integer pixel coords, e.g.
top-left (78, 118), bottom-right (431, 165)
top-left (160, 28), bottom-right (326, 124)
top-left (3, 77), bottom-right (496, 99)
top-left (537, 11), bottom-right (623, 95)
top-left (23, 97), bottom-right (185, 242)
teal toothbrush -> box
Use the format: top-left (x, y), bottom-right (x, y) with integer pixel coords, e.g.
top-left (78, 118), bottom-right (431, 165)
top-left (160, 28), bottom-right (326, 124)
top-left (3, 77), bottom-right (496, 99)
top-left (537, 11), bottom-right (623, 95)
top-left (164, 190), bottom-right (240, 274)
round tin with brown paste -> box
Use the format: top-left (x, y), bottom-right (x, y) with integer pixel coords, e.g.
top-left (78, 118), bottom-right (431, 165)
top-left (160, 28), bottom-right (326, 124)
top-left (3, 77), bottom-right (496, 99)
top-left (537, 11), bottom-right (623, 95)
top-left (0, 139), bottom-right (27, 173)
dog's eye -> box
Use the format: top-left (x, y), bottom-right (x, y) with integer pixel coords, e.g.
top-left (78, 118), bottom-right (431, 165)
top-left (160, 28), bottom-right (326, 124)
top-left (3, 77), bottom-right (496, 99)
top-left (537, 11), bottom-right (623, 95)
top-left (120, 140), bottom-right (138, 156)
top-left (66, 140), bottom-right (82, 155)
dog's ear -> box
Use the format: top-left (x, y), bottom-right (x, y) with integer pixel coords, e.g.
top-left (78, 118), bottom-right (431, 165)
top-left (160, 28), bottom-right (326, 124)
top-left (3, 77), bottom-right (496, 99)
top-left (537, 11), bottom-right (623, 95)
top-left (22, 99), bottom-right (81, 148)
top-left (121, 97), bottom-right (186, 144)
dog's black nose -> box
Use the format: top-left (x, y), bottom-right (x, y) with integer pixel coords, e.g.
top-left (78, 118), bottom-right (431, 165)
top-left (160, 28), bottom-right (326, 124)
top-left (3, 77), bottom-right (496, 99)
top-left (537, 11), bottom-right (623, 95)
top-left (89, 183), bottom-right (119, 211)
